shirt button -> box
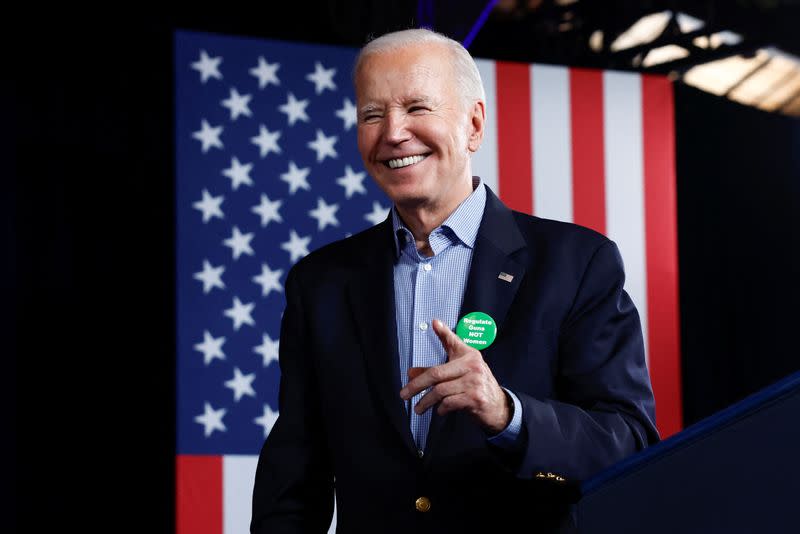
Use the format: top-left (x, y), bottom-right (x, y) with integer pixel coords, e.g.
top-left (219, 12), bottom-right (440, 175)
top-left (419, 322), bottom-right (428, 331)
top-left (423, 263), bottom-right (432, 271)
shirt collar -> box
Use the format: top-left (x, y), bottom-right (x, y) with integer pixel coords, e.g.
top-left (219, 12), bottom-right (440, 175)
top-left (391, 176), bottom-right (486, 257)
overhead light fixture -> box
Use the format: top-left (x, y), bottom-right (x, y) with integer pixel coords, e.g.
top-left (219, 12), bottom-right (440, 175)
top-left (682, 48), bottom-right (800, 117)
top-left (728, 48), bottom-right (800, 113)
top-left (693, 35), bottom-right (711, 49)
top-left (589, 30), bottom-right (604, 52)
top-left (675, 12), bottom-right (705, 33)
top-left (694, 30), bottom-right (744, 49)
top-left (610, 11), bottom-right (708, 53)
top-left (683, 50), bottom-right (770, 96)
top-left (604, 7), bottom-right (798, 116)
top-left (642, 45), bottom-right (690, 67)
top-left (610, 11), bottom-right (671, 52)
top-left (710, 31), bottom-right (743, 47)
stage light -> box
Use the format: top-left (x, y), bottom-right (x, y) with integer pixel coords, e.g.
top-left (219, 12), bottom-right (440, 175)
top-left (610, 11), bottom-right (671, 52)
top-left (642, 45), bottom-right (690, 67)
top-left (683, 48), bottom-right (800, 116)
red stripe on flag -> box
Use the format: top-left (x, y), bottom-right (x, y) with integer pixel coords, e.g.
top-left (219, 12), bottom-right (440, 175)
top-left (177, 455), bottom-right (223, 534)
top-left (642, 75), bottom-right (683, 438)
top-left (569, 68), bottom-right (606, 234)
top-left (495, 62), bottom-right (533, 214)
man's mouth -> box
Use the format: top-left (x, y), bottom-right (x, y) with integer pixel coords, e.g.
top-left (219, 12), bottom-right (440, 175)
top-left (384, 154), bottom-right (429, 169)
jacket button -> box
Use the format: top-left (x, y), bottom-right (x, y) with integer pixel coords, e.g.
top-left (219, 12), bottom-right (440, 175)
top-left (415, 496), bottom-right (431, 512)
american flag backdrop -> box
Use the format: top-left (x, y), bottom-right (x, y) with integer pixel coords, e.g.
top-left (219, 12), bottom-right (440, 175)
top-left (175, 29), bottom-right (681, 534)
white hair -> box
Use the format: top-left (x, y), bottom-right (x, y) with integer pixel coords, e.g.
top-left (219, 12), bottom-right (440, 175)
top-left (353, 28), bottom-right (486, 106)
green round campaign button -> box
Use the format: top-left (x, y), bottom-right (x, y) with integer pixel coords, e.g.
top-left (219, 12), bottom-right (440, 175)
top-left (456, 312), bottom-right (497, 350)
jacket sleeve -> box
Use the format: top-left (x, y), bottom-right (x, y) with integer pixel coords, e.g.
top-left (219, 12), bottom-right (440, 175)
top-left (251, 266), bottom-right (334, 533)
top-left (515, 240), bottom-right (660, 482)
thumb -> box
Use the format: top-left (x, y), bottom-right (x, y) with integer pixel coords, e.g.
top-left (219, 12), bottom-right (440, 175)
top-left (432, 319), bottom-right (466, 357)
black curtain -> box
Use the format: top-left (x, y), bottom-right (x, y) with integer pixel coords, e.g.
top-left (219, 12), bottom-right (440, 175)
top-left (15, 23), bottom-right (177, 534)
top-left (675, 84), bottom-right (800, 426)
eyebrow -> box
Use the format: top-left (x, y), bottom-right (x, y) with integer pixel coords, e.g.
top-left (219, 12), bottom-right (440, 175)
top-left (405, 96), bottom-right (432, 106)
top-left (359, 96), bottom-right (433, 114)
top-left (358, 104), bottom-right (381, 115)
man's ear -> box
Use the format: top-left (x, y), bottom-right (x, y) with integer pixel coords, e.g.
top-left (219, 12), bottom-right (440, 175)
top-left (467, 100), bottom-right (486, 153)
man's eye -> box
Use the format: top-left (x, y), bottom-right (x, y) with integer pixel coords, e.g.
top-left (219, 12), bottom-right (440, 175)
top-left (361, 114), bottom-right (380, 123)
top-left (409, 106), bottom-right (428, 113)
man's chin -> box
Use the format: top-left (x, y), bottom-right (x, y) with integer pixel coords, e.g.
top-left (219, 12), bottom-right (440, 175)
top-left (383, 187), bottom-right (431, 209)
top-left (375, 180), bottom-right (428, 206)
top-left (393, 197), bottom-right (430, 213)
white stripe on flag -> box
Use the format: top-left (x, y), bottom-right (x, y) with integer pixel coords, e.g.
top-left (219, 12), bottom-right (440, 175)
top-left (224, 455), bottom-right (338, 534)
top-left (223, 455), bottom-right (258, 534)
top-left (532, 64), bottom-right (573, 222)
top-left (473, 59), bottom-right (499, 195)
top-left (603, 71), bottom-right (649, 363)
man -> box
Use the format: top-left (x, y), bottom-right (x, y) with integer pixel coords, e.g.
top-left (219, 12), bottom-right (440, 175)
top-left (251, 28), bottom-right (658, 533)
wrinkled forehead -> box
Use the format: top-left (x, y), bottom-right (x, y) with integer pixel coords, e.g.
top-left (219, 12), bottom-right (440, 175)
top-left (357, 43), bottom-right (452, 81)
top-left (354, 47), bottom-right (453, 99)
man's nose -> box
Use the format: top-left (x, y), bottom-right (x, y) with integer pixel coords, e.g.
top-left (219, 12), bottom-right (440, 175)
top-left (382, 111), bottom-right (411, 144)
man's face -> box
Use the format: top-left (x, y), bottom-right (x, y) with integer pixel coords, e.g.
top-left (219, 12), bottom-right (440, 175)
top-left (355, 44), bottom-right (484, 213)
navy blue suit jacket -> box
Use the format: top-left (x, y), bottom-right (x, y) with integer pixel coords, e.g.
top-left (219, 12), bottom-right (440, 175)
top-left (251, 185), bottom-right (658, 533)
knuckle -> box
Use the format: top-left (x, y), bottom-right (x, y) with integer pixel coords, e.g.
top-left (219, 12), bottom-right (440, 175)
top-left (471, 374), bottom-right (486, 388)
top-left (473, 391), bottom-right (488, 409)
top-left (439, 396), bottom-right (456, 412)
top-left (465, 359), bottom-right (483, 374)
top-left (429, 366), bottom-right (444, 381)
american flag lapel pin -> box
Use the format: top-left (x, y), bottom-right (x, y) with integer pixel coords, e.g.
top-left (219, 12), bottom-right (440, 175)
top-left (498, 272), bottom-right (514, 283)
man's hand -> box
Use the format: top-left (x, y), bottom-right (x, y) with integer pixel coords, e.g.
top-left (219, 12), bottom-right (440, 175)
top-left (399, 319), bottom-right (511, 434)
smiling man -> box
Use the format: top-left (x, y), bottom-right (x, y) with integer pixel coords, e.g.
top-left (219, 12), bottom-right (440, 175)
top-left (251, 28), bottom-right (658, 534)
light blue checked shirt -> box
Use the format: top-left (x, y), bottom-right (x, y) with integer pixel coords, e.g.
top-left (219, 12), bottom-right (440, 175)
top-left (392, 178), bottom-right (522, 456)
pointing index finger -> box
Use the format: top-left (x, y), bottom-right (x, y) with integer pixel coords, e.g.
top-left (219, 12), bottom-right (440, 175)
top-left (432, 319), bottom-right (464, 353)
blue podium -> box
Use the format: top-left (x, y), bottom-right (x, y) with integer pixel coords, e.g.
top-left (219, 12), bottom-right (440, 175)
top-left (576, 370), bottom-right (800, 533)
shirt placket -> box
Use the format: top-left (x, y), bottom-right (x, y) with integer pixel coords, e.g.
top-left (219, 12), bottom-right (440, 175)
top-left (410, 230), bottom-right (455, 453)
top-left (410, 250), bottom-right (434, 452)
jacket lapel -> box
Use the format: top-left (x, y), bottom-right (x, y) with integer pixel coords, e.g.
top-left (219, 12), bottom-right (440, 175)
top-left (458, 188), bottom-right (527, 339)
top-left (425, 187), bottom-right (528, 459)
top-left (347, 219), bottom-right (418, 455)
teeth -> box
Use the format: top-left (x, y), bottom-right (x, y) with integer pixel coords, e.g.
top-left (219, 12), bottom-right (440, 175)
top-left (387, 155), bottom-right (426, 169)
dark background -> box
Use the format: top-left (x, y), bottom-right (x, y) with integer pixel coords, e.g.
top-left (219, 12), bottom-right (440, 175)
top-left (12, 1), bottom-right (800, 532)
